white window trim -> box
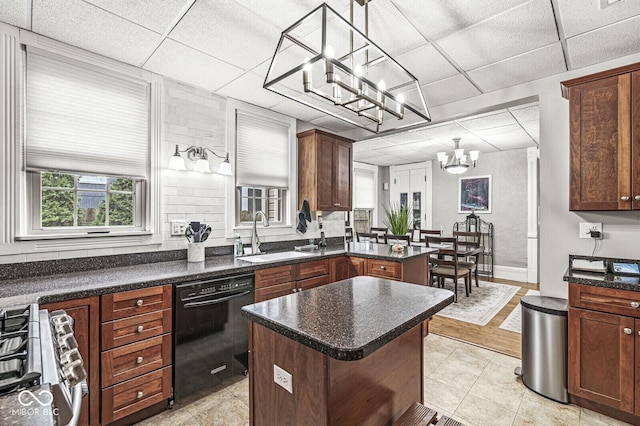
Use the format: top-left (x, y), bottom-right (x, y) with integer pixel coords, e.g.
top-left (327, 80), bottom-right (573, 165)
top-left (225, 99), bottom-right (297, 239)
top-left (4, 28), bottom-right (163, 252)
top-left (352, 162), bottom-right (379, 227)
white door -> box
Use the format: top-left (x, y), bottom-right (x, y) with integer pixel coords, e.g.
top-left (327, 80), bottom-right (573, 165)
top-left (390, 163), bottom-right (432, 231)
top-left (410, 168), bottom-right (426, 229)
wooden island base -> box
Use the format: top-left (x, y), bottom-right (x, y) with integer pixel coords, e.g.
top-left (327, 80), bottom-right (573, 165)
top-left (249, 323), bottom-right (424, 426)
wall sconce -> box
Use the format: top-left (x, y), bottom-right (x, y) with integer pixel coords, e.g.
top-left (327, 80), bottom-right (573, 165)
top-left (168, 145), bottom-right (232, 176)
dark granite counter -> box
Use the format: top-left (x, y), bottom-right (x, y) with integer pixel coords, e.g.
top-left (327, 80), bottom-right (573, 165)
top-left (0, 243), bottom-right (436, 307)
top-left (241, 275), bottom-right (454, 361)
top-left (563, 255), bottom-right (640, 292)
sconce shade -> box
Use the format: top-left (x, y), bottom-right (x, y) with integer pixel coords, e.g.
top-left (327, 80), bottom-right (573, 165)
top-left (168, 146), bottom-right (187, 171)
top-left (168, 144), bottom-right (232, 175)
top-left (217, 156), bottom-right (233, 176)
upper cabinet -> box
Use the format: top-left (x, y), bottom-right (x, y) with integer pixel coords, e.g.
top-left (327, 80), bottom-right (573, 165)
top-left (297, 129), bottom-right (353, 211)
top-left (562, 63), bottom-right (640, 211)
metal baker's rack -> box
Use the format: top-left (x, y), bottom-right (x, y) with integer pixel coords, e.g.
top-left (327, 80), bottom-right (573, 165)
top-left (453, 212), bottom-right (494, 278)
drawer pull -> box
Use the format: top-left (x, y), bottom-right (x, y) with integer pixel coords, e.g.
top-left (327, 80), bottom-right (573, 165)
top-left (624, 328), bottom-right (632, 335)
top-left (136, 356), bottom-right (143, 364)
top-left (136, 325), bottom-right (144, 333)
top-left (621, 196), bottom-right (630, 201)
top-left (631, 302), bottom-right (639, 308)
top-left (635, 195), bottom-right (640, 201)
top-left (135, 299), bottom-right (143, 307)
top-left (136, 391), bottom-right (144, 399)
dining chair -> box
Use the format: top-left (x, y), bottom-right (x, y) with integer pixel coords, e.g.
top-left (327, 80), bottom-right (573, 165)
top-left (370, 227), bottom-right (388, 239)
top-left (425, 236), bottom-right (471, 302)
top-left (418, 229), bottom-right (442, 242)
top-left (453, 231), bottom-right (481, 288)
top-left (383, 233), bottom-right (411, 246)
top-left (356, 232), bottom-right (379, 243)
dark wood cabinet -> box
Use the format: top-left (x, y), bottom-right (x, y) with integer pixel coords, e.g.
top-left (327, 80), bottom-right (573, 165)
top-left (42, 297), bottom-right (100, 426)
top-left (347, 257), bottom-right (365, 278)
top-left (255, 260), bottom-right (330, 302)
top-left (297, 129), bottom-right (353, 212)
top-left (562, 64), bottom-right (640, 210)
top-left (568, 283), bottom-right (640, 423)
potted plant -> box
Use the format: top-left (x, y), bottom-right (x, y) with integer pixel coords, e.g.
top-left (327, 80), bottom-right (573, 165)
top-left (384, 202), bottom-right (413, 242)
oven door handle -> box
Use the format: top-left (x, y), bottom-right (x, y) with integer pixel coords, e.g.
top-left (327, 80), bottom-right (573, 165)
top-left (183, 290), bottom-right (252, 308)
top-left (66, 380), bottom-right (87, 426)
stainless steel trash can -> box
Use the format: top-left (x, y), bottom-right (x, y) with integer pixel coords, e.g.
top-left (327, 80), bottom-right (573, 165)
top-left (517, 295), bottom-right (569, 404)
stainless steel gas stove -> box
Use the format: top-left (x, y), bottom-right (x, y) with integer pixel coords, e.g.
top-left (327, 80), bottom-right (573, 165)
top-left (0, 304), bottom-right (87, 426)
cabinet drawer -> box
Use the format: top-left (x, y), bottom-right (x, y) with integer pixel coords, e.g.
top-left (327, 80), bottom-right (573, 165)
top-left (255, 282), bottom-right (294, 302)
top-left (569, 283), bottom-right (640, 318)
top-left (101, 367), bottom-right (171, 424)
top-left (255, 265), bottom-right (294, 288)
top-left (367, 259), bottom-right (401, 280)
top-left (298, 274), bottom-right (329, 291)
top-left (102, 309), bottom-right (172, 350)
top-left (296, 259), bottom-right (329, 280)
top-left (101, 334), bottom-right (171, 387)
top-left (102, 286), bottom-right (172, 321)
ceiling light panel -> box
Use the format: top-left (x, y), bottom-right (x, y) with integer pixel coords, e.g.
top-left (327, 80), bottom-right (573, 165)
top-left (168, 0), bottom-right (282, 70)
top-left (0, 0), bottom-right (31, 29)
top-left (468, 43), bottom-right (566, 92)
top-left (436, 0), bottom-right (558, 70)
top-left (557, 0), bottom-right (640, 38)
top-left (32, 0), bottom-right (162, 66)
top-left (83, 0), bottom-right (188, 33)
top-left (144, 39), bottom-right (245, 92)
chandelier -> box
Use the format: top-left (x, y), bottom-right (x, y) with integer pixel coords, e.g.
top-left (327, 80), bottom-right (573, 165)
top-left (263, 1), bottom-right (431, 134)
top-left (437, 138), bottom-right (479, 175)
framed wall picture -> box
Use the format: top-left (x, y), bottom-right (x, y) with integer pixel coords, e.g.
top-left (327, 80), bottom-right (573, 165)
top-left (458, 175), bottom-right (491, 214)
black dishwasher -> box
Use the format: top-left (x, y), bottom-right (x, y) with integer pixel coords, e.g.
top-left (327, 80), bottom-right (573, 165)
top-left (173, 273), bottom-right (254, 402)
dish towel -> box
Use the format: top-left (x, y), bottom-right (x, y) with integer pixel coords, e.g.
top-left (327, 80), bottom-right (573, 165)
top-left (297, 199), bottom-right (312, 234)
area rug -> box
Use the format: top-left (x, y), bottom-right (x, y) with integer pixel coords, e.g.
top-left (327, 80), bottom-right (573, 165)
top-left (435, 281), bottom-right (520, 326)
top-left (498, 289), bottom-right (540, 333)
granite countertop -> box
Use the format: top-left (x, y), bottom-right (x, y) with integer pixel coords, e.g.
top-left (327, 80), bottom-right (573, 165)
top-left (0, 243), bottom-right (436, 307)
top-left (241, 275), bottom-right (453, 361)
top-left (563, 255), bottom-right (640, 292)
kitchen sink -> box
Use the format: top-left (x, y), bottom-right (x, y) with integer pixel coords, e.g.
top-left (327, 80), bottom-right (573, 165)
top-left (238, 251), bottom-right (314, 263)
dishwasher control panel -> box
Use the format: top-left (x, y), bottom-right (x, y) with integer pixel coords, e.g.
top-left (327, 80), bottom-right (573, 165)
top-left (177, 274), bottom-right (254, 300)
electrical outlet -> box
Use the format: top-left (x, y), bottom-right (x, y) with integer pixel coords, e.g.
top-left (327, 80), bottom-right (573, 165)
top-left (273, 364), bottom-right (292, 394)
top-left (579, 222), bottom-right (603, 239)
top-left (170, 220), bottom-right (189, 236)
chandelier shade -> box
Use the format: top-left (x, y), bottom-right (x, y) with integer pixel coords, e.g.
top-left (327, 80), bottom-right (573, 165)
top-left (263, 2), bottom-right (431, 134)
top-left (437, 138), bottom-right (479, 175)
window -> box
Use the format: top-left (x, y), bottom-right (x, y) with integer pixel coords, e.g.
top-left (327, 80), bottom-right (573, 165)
top-left (237, 187), bottom-right (285, 224)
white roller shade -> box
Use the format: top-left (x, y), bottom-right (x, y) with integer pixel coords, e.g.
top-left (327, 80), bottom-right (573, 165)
top-left (25, 50), bottom-right (150, 177)
top-left (354, 168), bottom-right (375, 209)
top-left (235, 111), bottom-right (290, 188)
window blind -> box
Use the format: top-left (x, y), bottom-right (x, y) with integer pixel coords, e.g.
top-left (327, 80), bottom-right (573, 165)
top-left (354, 168), bottom-right (375, 209)
top-left (25, 50), bottom-right (150, 178)
top-left (235, 111), bottom-right (290, 188)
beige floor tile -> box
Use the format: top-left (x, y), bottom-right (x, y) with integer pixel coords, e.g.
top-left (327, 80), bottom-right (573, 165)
top-left (222, 376), bottom-right (250, 406)
top-left (445, 347), bottom-right (491, 376)
top-left (424, 376), bottom-right (468, 413)
top-left (491, 351), bottom-right (522, 371)
top-left (425, 333), bottom-right (466, 356)
top-left (135, 406), bottom-right (198, 426)
top-left (453, 393), bottom-right (517, 426)
top-left (428, 359), bottom-right (481, 393)
top-left (512, 414), bottom-right (547, 425)
top-left (185, 387), bottom-right (235, 417)
top-left (579, 408), bottom-right (633, 426)
top-left (191, 395), bottom-right (250, 426)
top-left (517, 388), bottom-right (580, 426)
top-left (455, 342), bottom-right (497, 363)
top-left (424, 350), bottom-right (449, 375)
top-left (468, 362), bottom-right (525, 412)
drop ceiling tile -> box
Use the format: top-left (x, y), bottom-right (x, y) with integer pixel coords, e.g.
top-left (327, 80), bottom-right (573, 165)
top-left (475, 125), bottom-right (536, 148)
top-left (217, 72), bottom-right (284, 109)
top-left (437, 0), bottom-right (558, 70)
top-left (401, 141), bottom-right (452, 156)
top-left (269, 100), bottom-right (326, 123)
top-left (457, 111), bottom-right (516, 131)
top-left (421, 75), bottom-right (482, 107)
top-left (566, 15), bottom-right (640, 69)
top-left (411, 122), bottom-right (470, 140)
top-left (309, 116), bottom-right (357, 133)
top-left (364, 154), bottom-right (407, 166)
top-left (509, 103), bottom-right (539, 123)
top-left (520, 121), bottom-right (540, 142)
top-left (144, 39), bottom-right (244, 92)
top-left (365, 0), bottom-right (428, 56)
top-left (32, 0), bottom-right (161, 66)
top-left (356, 138), bottom-right (398, 150)
top-left (390, 0), bottom-right (528, 41)
top-left (557, 0), bottom-right (640, 38)
top-left (489, 137), bottom-right (537, 150)
top-left (468, 43), bottom-right (566, 92)
top-left (233, 0), bottom-right (350, 30)
top-left (168, 0), bottom-right (282, 70)
top-left (395, 44), bottom-right (459, 85)
top-left (83, 0), bottom-right (189, 33)
top-left (0, 0), bottom-right (30, 29)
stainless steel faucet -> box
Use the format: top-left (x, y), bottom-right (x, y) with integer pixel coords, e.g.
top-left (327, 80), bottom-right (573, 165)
top-left (252, 210), bottom-right (269, 254)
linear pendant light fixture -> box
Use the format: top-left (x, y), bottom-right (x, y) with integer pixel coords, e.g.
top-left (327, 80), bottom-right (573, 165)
top-left (263, 1), bottom-right (431, 134)
top-left (437, 138), bottom-right (479, 175)
top-left (168, 145), bottom-right (232, 175)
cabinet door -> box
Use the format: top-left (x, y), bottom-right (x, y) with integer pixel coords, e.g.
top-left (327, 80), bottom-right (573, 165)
top-left (569, 74), bottom-right (631, 210)
top-left (42, 297), bottom-right (100, 426)
top-left (347, 257), bottom-right (365, 278)
top-left (330, 256), bottom-right (349, 282)
top-left (316, 134), bottom-right (336, 211)
top-left (297, 275), bottom-right (330, 291)
top-left (333, 139), bottom-right (352, 210)
top-left (568, 307), bottom-right (634, 413)
top-left (255, 282), bottom-right (294, 302)
top-left (632, 71), bottom-right (640, 209)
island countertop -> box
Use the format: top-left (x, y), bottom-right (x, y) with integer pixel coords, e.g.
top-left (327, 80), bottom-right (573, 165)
top-left (241, 275), bottom-right (454, 361)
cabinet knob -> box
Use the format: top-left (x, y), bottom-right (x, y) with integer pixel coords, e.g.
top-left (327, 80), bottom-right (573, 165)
top-left (333, 203), bottom-right (341, 207)
top-left (136, 391), bottom-right (144, 399)
top-left (631, 302), bottom-right (639, 308)
top-left (380, 266), bottom-right (386, 270)
top-left (621, 196), bottom-right (630, 201)
top-left (137, 325), bottom-right (144, 333)
top-left (635, 196), bottom-right (640, 201)
top-left (135, 299), bottom-right (143, 307)
top-left (136, 356), bottom-right (143, 364)
top-left (624, 327), bottom-right (632, 335)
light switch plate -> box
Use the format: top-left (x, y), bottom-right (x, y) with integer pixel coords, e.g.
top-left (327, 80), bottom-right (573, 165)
top-left (170, 220), bottom-right (189, 236)
top-left (273, 364), bottom-right (292, 394)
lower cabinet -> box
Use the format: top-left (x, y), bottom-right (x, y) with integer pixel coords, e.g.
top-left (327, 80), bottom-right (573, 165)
top-left (255, 259), bottom-right (329, 302)
top-left (569, 283), bottom-right (640, 423)
top-left (42, 296), bottom-right (100, 426)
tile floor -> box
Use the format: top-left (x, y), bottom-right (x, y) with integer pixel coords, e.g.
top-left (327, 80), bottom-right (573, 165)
top-left (137, 334), bottom-right (631, 426)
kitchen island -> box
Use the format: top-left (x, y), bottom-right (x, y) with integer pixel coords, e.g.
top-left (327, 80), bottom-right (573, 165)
top-left (241, 276), bottom-right (454, 426)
